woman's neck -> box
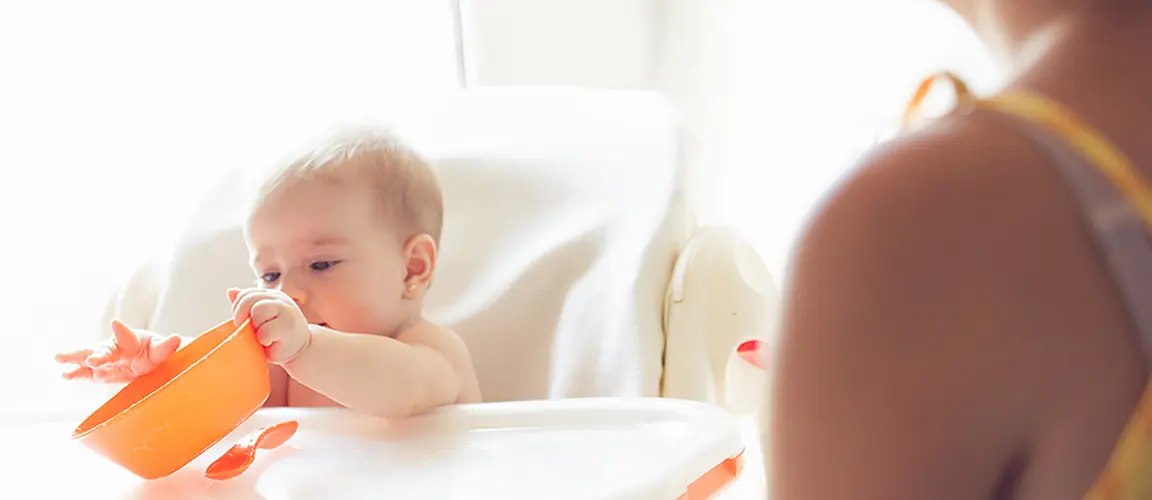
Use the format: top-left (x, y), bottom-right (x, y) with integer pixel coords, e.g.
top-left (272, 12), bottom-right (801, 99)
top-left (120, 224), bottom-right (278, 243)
top-left (1009, 6), bottom-right (1152, 98)
top-left (1000, 2), bottom-right (1152, 174)
top-left (953, 1), bottom-right (1145, 74)
top-left (963, 0), bottom-right (1070, 71)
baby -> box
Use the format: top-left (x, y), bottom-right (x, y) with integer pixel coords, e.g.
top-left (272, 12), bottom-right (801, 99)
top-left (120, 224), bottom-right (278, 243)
top-left (55, 130), bottom-right (482, 417)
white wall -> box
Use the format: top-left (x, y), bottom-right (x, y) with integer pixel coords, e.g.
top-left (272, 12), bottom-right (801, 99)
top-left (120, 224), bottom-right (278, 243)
top-left (460, 0), bottom-right (657, 89)
top-left (459, 0), bottom-right (1001, 278)
top-left (0, 0), bottom-right (463, 412)
top-left (460, 0), bottom-right (731, 224)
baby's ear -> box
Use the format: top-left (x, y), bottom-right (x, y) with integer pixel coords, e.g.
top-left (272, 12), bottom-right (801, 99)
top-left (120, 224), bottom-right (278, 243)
top-left (402, 233), bottom-right (437, 292)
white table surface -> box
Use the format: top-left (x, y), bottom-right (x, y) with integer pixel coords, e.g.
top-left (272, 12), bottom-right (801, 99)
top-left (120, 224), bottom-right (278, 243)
top-left (0, 395), bottom-right (766, 500)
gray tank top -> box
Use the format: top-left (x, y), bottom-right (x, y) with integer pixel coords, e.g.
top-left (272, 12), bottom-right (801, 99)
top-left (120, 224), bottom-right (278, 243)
top-left (995, 111), bottom-right (1152, 363)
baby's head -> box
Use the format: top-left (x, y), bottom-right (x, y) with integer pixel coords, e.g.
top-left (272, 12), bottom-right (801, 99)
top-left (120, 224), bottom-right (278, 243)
top-left (243, 129), bottom-right (442, 336)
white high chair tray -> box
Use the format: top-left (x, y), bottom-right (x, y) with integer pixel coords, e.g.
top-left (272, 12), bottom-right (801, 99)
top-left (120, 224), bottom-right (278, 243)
top-left (1, 397), bottom-right (745, 499)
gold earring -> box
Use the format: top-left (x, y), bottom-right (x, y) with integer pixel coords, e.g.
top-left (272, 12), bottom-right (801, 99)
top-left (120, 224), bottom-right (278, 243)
top-left (407, 283), bottom-right (417, 293)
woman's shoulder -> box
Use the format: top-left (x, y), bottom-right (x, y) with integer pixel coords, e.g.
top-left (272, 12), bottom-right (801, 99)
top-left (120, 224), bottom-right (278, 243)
top-left (794, 112), bottom-right (1074, 305)
top-left (791, 109), bottom-right (1137, 379)
top-left (772, 111), bottom-right (1144, 497)
top-left (809, 112), bottom-right (1049, 244)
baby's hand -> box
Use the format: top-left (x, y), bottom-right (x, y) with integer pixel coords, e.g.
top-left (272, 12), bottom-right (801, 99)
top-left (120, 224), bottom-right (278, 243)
top-left (228, 288), bottom-right (311, 364)
top-left (54, 320), bottom-right (181, 383)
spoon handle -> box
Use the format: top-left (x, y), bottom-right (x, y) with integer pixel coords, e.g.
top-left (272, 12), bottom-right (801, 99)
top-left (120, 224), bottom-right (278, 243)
top-left (205, 420), bottom-right (299, 480)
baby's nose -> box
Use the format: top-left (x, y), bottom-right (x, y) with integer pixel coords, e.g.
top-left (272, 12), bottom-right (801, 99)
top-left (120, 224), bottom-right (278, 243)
top-left (276, 280), bottom-right (309, 306)
top-left (285, 291), bottom-right (308, 306)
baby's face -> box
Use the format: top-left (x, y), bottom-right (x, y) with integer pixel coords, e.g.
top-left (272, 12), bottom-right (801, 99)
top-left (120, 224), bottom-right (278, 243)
top-left (244, 181), bottom-right (412, 336)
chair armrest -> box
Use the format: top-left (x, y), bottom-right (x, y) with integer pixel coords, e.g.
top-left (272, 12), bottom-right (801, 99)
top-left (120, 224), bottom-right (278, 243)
top-left (661, 225), bottom-right (780, 427)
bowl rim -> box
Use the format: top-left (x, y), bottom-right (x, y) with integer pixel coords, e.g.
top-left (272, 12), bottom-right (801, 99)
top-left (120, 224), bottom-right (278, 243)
top-left (71, 319), bottom-right (256, 441)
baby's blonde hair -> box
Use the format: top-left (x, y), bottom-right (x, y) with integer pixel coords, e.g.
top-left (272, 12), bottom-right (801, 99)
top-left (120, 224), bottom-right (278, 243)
top-left (256, 129), bottom-right (443, 245)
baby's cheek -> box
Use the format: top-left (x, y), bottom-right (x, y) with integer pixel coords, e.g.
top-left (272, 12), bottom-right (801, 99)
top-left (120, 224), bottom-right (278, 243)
top-left (342, 293), bottom-right (394, 332)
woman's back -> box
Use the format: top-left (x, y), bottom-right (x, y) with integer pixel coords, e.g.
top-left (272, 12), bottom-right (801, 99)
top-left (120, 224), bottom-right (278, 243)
top-left (767, 3), bottom-right (1152, 499)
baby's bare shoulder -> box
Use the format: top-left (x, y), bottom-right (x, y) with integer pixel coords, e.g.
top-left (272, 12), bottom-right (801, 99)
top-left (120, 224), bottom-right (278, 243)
top-left (396, 321), bottom-right (467, 355)
top-left (397, 322), bottom-right (482, 403)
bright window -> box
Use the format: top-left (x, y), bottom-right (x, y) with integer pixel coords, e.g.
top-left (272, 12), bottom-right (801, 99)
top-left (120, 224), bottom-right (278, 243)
top-left (718, 0), bottom-right (1001, 278)
top-left (0, 0), bottom-right (460, 411)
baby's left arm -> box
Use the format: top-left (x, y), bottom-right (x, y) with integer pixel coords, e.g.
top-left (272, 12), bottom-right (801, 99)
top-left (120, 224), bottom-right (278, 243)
top-left (227, 287), bottom-right (473, 418)
top-left (282, 324), bottom-right (469, 418)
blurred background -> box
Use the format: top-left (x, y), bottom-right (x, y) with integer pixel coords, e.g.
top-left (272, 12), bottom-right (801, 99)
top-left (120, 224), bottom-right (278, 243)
top-left (0, 0), bottom-right (998, 411)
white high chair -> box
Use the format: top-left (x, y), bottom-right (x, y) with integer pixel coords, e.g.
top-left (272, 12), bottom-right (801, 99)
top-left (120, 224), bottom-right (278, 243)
top-left (97, 87), bottom-right (780, 420)
top-left (69, 88), bottom-right (776, 498)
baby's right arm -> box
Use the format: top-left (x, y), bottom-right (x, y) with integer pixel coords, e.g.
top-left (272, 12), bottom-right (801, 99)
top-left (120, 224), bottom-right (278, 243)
top-left (56, 319), bottom-right (290, 408)
top-left (54, 319), bottom-right (184, 383)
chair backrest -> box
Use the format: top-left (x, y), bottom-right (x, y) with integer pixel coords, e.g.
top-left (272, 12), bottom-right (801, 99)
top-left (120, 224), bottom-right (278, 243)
top-left (110, 88), bottom-right (689, 402)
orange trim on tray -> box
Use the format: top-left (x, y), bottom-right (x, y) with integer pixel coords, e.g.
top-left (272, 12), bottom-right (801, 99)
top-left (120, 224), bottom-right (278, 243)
top-left (676, 449), bottom-right (745, 500)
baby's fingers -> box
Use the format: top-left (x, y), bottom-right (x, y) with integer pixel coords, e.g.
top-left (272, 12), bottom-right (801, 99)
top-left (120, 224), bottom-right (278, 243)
top-left (84, 319), bottom-right (145, 366)
top-left (84, 345), bottom-right (117, 367)
top-left (232, 289), bottom-right (282, 327)
top-left (90, 364), bottom-right (137, 384)
top-left (147, 335), bottom-right (180, 365)
top-left (110, 319), bottom-right (142, 355)
top-left (61, 365), bottom-right (94, 380)
top-left (54, 349), bottom-right (94, 365)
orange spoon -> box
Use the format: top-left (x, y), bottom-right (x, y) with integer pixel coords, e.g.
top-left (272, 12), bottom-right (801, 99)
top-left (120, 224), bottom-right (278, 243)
top-left (205, 420), bottom-right (299, 480)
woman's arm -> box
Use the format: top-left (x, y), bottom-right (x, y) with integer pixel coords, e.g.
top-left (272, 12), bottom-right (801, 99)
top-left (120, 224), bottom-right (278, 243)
top-left (768, 128), bottom-right (1043, 500)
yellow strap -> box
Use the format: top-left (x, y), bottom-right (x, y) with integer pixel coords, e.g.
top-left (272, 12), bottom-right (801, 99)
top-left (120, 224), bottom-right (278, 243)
top-left (901, 72), bottom-right (1152, 234)
top-left (978, 89), bottom-right (1152, 500)
top-left (902, 72), bottom-right (1152, 500)
top-left (900, 71), bottom-right (974, 130)
top-left (976, 92), bottom-right (1152, 231)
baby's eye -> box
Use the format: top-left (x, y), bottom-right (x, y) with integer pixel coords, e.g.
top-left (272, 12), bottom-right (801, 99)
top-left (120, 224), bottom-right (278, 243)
top-left (261, 272), bottom-right (281, 283)
top-left (310, 261), bottom-right (339, 272)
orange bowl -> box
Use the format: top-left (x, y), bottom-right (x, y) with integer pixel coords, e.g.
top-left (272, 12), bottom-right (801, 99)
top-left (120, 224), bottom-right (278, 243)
top-left (72, 319), bottom-right (270, 479)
